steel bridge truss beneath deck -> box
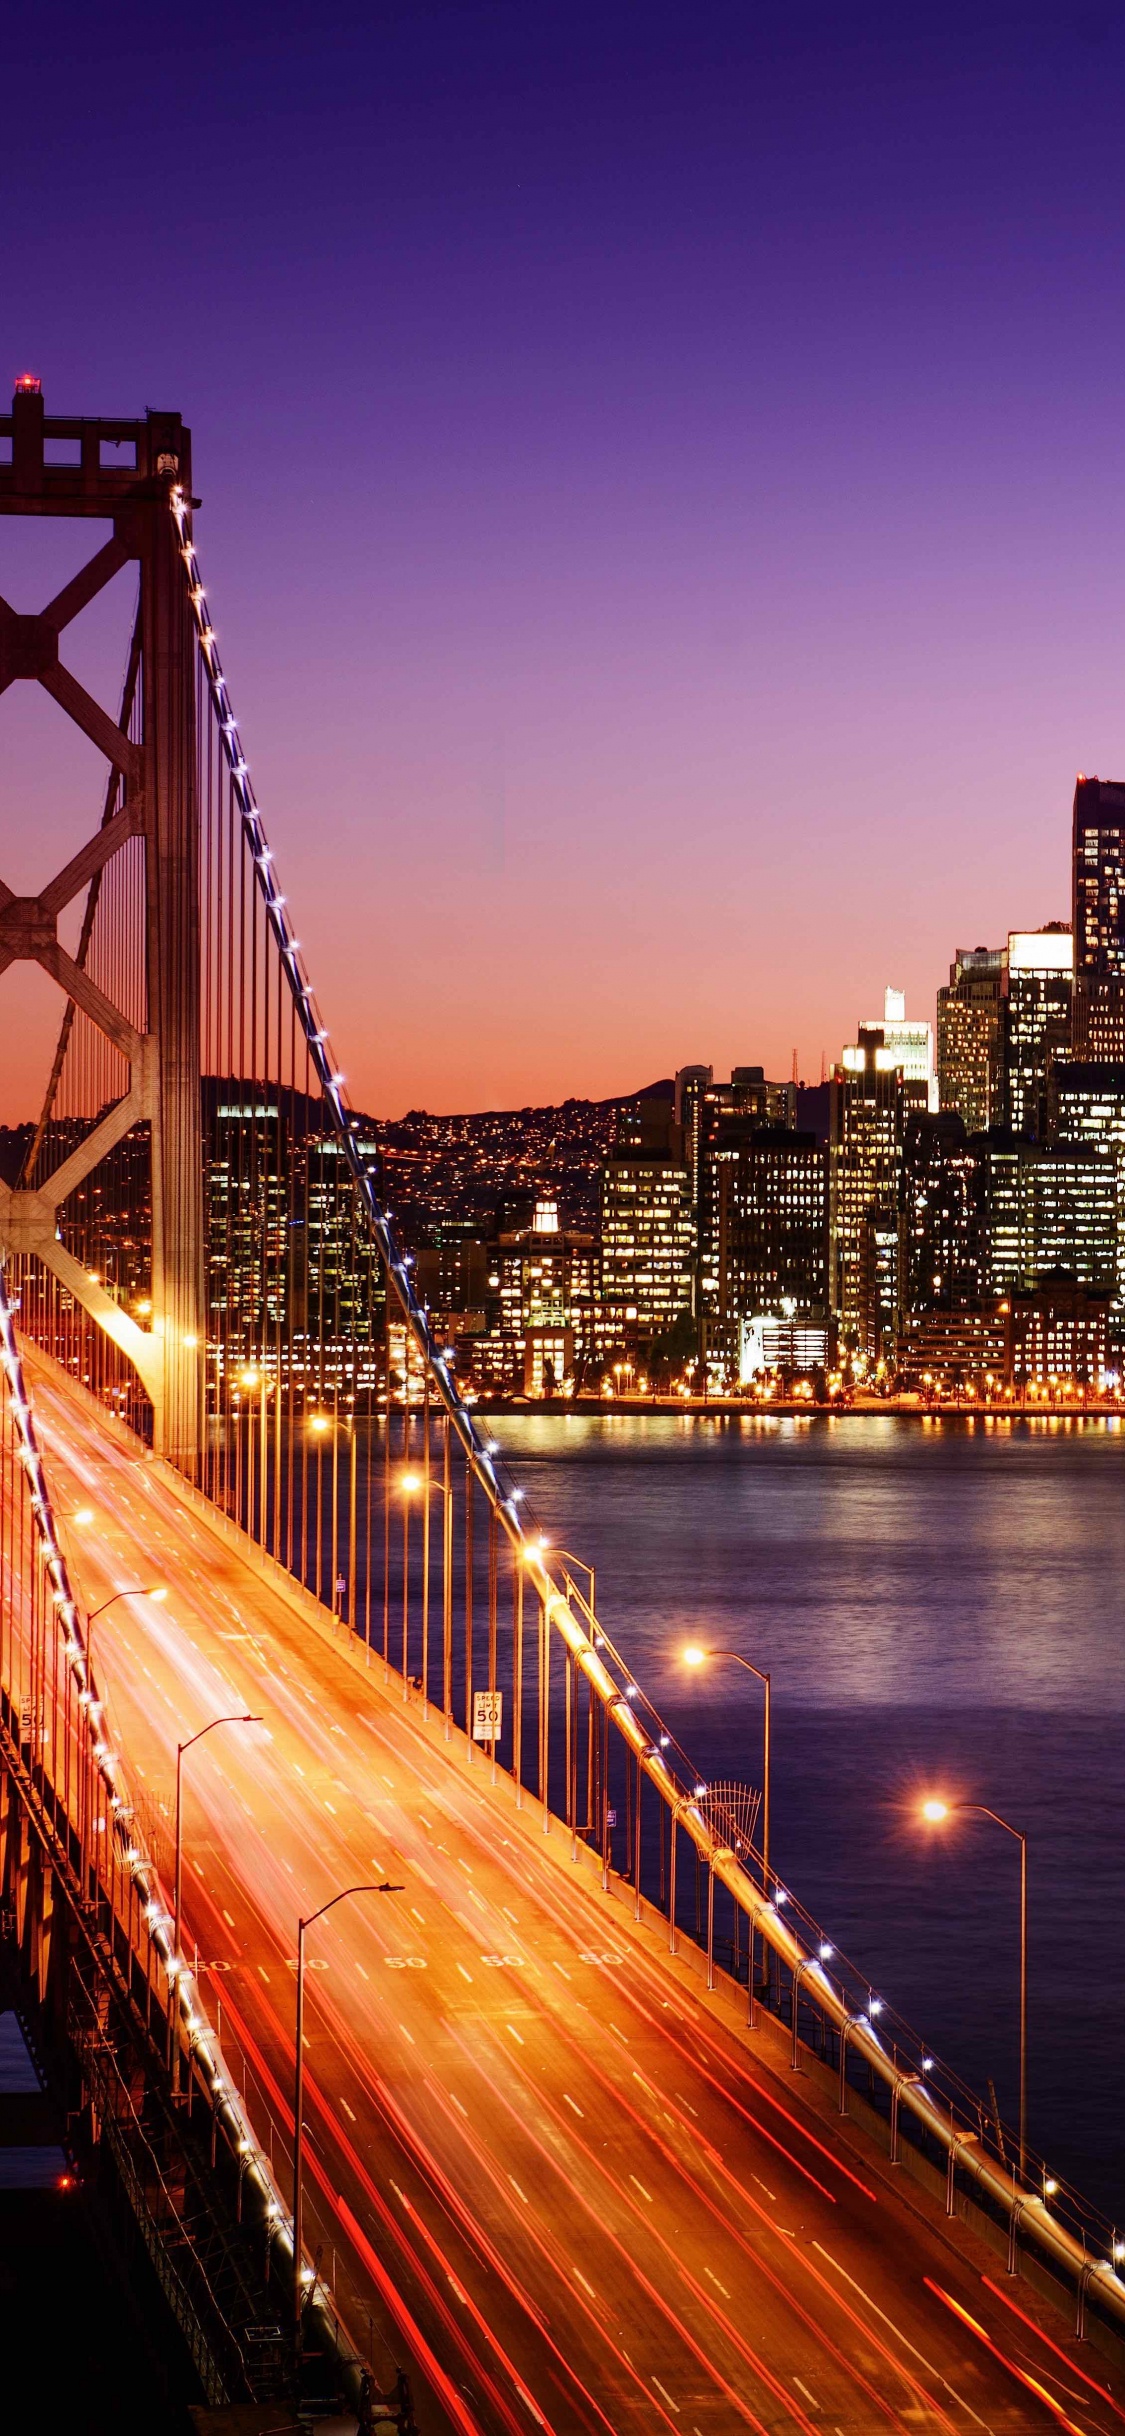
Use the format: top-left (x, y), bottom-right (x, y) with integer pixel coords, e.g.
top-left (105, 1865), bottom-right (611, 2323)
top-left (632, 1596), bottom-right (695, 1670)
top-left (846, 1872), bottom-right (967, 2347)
top-left (0, 385), bottom-right (1123, 2377)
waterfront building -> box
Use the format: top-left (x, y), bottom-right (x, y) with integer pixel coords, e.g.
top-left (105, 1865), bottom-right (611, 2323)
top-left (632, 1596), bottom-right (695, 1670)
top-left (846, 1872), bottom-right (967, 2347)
top-left (861, 987), bottom-right (938, 1111)
top-left (898, 1111), bottom-right (987, 1314)
top-left (601, 1120), bottom-right (693, 1353)
top-left (936, 947), bottom-right (1005, 1133)
top-left (1003, 925), bottom-right (1073, 1139)
top-left (897, 1304), bottom-right (1008, 1392)
top-left (979, 1135), bottom-right (1116, 1298)
top-left (1072, 775), bottom-right (1125, 1058)
top-left (476, 1198), bottom-right (598, 1391)
top-left (1009, 1284), bottom-right (1111, 1388)
top-left (740, 1309), bottom-right (830, 1378)
top-left (829, 1031), bottom-right (906, 1358)
top-left (698, 1122), bottom-right (828, 1370)
top-left (1048, 1061), bottom-right (1125, 1333)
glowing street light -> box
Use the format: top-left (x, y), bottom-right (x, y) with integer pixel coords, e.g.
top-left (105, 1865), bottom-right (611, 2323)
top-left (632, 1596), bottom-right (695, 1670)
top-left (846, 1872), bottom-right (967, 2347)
top-left (920, 1796), bottom-right (1028, 2182)
top-left (292, 1881), bottom-right (401, 2354)
top-left (682, 1645), bottom-right (771, 1903)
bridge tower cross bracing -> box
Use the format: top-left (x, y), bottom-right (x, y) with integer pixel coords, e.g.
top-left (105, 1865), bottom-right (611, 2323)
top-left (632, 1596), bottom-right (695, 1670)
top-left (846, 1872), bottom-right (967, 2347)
top-left (0, 382), bottom-right (203, 1464)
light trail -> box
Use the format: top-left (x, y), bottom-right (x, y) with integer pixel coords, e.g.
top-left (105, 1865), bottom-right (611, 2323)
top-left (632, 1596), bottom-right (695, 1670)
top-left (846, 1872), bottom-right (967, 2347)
top-left (18, 1360), bottom-right (1125, 2436)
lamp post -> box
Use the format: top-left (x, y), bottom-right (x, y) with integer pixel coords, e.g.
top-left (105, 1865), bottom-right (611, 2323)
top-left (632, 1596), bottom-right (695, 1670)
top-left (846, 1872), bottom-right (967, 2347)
top-left (81, 1587), bottom-right (166, 1888)
top-left (293, 1883), bottom-right (402, 2353)
top-left (174, 1715), bottom-right (262, 1964)
top-left (400, 1464), bottom-right (450, 1715)
top-left (87, 1583), bottom-right (167, 1681)
top-left (921, 1797), bottom-right (1028, 2182)
top-left (682, 1647), bottom-right (771, 1898)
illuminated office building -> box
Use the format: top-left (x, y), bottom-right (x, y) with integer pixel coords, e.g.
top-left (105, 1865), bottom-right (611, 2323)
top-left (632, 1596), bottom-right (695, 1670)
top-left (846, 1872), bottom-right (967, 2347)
top-left (829, 1032), bottom-right (906, 1357)
top-left (601, 1117), bottom-right (693, 1351)
top-left (861, 987), bottom-right (937, 1110)
top-left (1003, 926), bottom-right (1073, 1139)
top-left (1049, 1061), bottom-right (1125, 1331)
top-left (899, 1111), bottom-right (987, 1314)
top-left (699, 1123), bottom-right (827, 1369)
top-left (479, 1199), bottom-right (598, 1390)
top-left (936, 947), bottom-right (1005, 1134)
top-left (980, 1136), bottom-right (1116, 1298)
top-left (206, 1092), bottom-right (290, 1345)
top-left (1072, 775), bottom-right (1125, 1057)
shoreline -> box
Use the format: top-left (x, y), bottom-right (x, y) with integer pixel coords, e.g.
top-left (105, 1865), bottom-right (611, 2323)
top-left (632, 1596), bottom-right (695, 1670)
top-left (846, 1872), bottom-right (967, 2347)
top-left (467, 1393), bottom-right (1124, 1421)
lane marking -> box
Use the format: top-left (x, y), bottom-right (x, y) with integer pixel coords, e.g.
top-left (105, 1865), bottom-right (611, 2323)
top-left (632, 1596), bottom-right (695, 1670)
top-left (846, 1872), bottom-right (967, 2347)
top-left (629, 2175), bottom-right (654, 2203)
top-left (703, 2266), bottom-right (730, 2299)
top-left (573, 2268), bottom-right (596, 2299)
top-left (340, 2098), bottom-right (356, 2122)
top-left (458, 1965), bottom-right (473, 1984)
top-left (652, 2378), bottom-right (680, 2413)
top-left (509, 2176), bottom-right (529, 2203)
top-left (925, 2280), bottom-right (1086, 2436)
top-left (222, 1909), bottom-right (236, 1927)
top-left (812, 2243), bottom-right (989, 2429)
top-left (793, 2379), bottom-right (818, 2409)
top-left (563, 2092), bottom-right (584, 2116)
top-left (505, 2024), bottom-right (524, 2046)
top-left (980, 2276), bottom-right (1125, 2421)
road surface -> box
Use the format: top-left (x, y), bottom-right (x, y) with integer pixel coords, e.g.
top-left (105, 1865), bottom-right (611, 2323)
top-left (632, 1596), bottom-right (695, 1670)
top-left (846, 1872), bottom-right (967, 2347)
top-left (24, 1355), bottom-right (1125, 2436)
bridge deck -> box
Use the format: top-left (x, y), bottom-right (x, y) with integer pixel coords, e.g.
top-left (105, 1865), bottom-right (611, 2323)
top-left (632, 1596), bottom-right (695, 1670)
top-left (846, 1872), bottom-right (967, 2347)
top-left (28, 1359), bottom-right (1122, 2436)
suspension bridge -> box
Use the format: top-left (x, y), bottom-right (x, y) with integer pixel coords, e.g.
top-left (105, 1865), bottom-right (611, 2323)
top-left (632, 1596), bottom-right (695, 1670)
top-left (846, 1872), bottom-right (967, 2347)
top-left (0, 381), bottom-right (1123, 2433)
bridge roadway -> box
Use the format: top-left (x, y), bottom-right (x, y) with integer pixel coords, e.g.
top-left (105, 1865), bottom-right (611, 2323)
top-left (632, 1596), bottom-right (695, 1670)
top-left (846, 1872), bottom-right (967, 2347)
top-left (27, 1357), bottom-right (1125, 2436)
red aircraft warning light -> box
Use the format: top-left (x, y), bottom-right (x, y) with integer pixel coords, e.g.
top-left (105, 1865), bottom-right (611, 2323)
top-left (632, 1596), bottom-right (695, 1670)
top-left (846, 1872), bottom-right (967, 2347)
top-left (14, 373), bottom-right (41, 394)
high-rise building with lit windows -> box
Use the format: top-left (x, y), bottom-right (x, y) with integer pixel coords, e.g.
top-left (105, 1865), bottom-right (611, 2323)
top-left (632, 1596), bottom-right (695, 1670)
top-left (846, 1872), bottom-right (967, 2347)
top-left (601, 1110), bottom-right (693, 1351)
top-left (899, 1111), bottom-right (988, 1314)
top-left (1003, 926), bottom-right (1073, 1139)
top-left (936, 947), bottom-right (1005, 1134)
top-left (699, 1123), bottom-right (827, 1369)
top-left (861, 988), bottom-right (937, 1110)
top-left (829, 1031), bottom-right (906, 1357)
top-left (1072, 776), bottom-right (1125, 1057)
top-left (1049, 1061), bottom-right (1125, 1333)
top-left (979, 1136), bottom-right (1116, 1299)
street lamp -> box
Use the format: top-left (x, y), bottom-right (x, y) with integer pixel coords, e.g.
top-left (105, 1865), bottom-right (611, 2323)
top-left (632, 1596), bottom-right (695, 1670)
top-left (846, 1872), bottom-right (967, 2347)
top-left (399, 1463), bottom-right (448, 1714)
top-left (920, 1797), bottom-right (1029, 2182)
top-left (174, 1715), bottom-right (262, 1962)
top-left (293, 1883), bottom-right (402, 2350)
top-left (682, 1646), bottom-right (771, 1900)
top-left (87, 1582), bottom-right (167, 1673)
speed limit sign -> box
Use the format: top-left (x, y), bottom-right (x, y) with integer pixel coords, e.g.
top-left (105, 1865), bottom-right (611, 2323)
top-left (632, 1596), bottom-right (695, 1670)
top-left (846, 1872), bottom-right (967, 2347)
top-left (472, 1690), bottom-right (503, 1742)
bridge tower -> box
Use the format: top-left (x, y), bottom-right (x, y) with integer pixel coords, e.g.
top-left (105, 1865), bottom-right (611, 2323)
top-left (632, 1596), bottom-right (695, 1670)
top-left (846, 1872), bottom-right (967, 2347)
top-left (0, 383), bottom-right (203, 1466)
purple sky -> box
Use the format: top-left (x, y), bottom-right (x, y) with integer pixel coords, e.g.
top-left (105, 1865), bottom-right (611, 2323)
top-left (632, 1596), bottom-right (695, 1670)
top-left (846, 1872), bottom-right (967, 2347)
top-left (2, 2), bottom-right (1124, 1118)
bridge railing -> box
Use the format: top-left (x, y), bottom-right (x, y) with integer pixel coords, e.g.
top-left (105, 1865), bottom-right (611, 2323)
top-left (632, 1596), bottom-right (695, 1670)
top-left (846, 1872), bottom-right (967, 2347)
top-left (0, 1265), bottom-right (370, 2398)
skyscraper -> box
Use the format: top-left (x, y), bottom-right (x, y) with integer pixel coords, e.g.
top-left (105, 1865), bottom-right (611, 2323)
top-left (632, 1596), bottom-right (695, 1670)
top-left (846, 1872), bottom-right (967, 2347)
top-left (1072, 776), bottom-right (1125, 1057)
top-left (1049, 1060), bottom-right (1125, 1335)
top-left (978, 1137), bottom-right (1116, 1299)
top-left (829, 1032), bottom-right (906, 1358)
top-left (600, 1102), bottom-right (693, 1353)
top-left (899, 1111), bottom-right (988, 1315)
top-left (936, 947), bottom-right (1005, 1133)
top-left (699, 1122), bottom-right (827, 1371)
top-left (861, 988), bottom-right (938, 1110)
top-left (1003, 925), bottom-right (1072, 1139)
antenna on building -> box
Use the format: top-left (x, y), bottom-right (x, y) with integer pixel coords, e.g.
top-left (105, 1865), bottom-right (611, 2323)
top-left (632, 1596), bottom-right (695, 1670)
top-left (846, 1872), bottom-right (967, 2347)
top-left (791, 1047), bottom-right (799, 1086)
top-left (820, 1049), bottom-right (827, 1085)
